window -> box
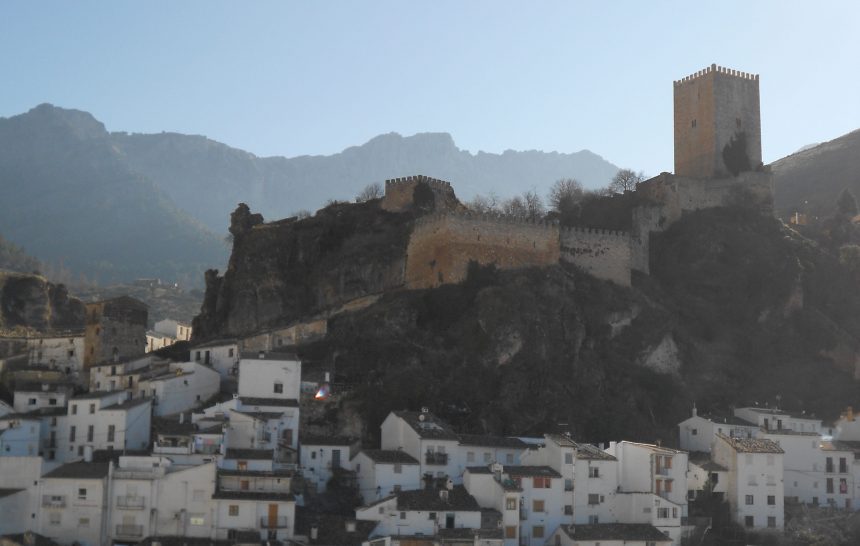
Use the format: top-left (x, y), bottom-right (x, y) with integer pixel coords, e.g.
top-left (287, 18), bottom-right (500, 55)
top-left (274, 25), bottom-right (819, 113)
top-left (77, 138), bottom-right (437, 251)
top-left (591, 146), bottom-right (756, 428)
top-left (428, 512), bottom-right (436, 520)
top-left (240, 480), bottom-right (249, 490)
top-left (393, 463), bottom-right (402, 474)
top-left (69, 426), bottom-right (76, 442)
top-left (564, 504), bottom-right (573, 515)
top-left (506, 497), bottom-right (517, 510)
top-left (767, 516), bottom-right (776, 528)
top-left (840, 457), bottom-right (848, 473)
top-left (393, 485), bottom-right (402, 493)
top-left (483, 452), bottom-right (492, 463)
top-left (691, 119), bottom-right (697, 128)
top-left (466, 451), bottom-right (475, 463)
top-left (49, 398), bottom-right (57, 405)
top-left (840, 478), bottom-right (848, 494)
top-left (657, 507), bottom-right (670, 518)
top-left (399, 512), bottom-right (406, 520)
top-left (532, 526), bottom-right (544, 539)
top-left (664, 480), bottom-right (673, 493)
top-left (107, 425), bottom-right (115, 442)
top-left (564, 452), bottom-right (573, 464)
top-left (745, 516), bottom-right (754, 528)
top-left (28, 398), bottom-right (36, 406)
top-left (78, 488), bottom-right (87, 500)
top-left (87, 425), bottom-right (94, 442)
top-left (588, 515), bottom-right (599, 524)
top-left (189, 515), bottom-right (205, 526)
top-left (826, 457), bottom-right (834, 473)
top-left (533, 476), bottom-right (550, 488)
top-left (564, 478), bottom-right (573, 491)
top-left (533, 500), bottom-right (545, 512)
top-left (506, 453), bottom-right (513, 464)
top-left (78, 517), bottom-right (89, 527)
top-left (827, 478), bottom-right (834, 494)
top-left (228, 505), bottom-right (239, 516)
top-left (273, 382), bottom-right (283, 394)
top-left (589, 466), bottom-right (600, 478)
top-left (228, 348), bottom-right (234, 357)
top-left (78, 446), bottom-right (83, 456)
top-left (89, 404), bottom-right (95, 414)
top-left (691, 428), bottom-right (698, 436)
top-left (71, 404), bottom-right (77, 415)
top-left (745, 495), bottom-right (754, 505)
top-left (588, 494), bottom-right (600, 505)
top-left (505, 526), bottom-right (517, 539)
top-left (767, 495), bottom-right (775, 505)
top-left (673, 508), bottom-right (678, 518)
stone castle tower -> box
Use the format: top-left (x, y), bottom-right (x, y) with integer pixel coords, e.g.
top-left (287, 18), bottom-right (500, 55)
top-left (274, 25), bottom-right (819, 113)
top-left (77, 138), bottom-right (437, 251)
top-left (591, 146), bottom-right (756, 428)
top-left (674, 64), bottom-right (762, 178)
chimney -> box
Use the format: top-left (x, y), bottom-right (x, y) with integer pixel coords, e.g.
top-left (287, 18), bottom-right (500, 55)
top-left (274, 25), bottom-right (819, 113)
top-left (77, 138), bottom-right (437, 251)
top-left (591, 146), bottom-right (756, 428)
top-left (310, 525), bottom-right (319, 540)
top-left (345, 520), bottom-right (356, 533)
top-left (692, 403), bottom-right (697, 417)
top-left (439, 489), bottom-right (449, 502)
top-left (83, 445), bottom-right (93, 462)
top-left (179, 412), bottom-right (185, 424)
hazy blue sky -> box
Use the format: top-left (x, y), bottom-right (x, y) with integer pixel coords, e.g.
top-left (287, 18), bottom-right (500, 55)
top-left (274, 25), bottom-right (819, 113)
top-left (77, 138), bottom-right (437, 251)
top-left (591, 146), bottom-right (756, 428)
top-left (2, 1), bottom-right (858, 179)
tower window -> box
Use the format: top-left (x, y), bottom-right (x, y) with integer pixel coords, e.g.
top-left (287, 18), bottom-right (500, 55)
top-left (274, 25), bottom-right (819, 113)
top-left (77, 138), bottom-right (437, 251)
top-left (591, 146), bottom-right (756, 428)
top-left (691, 119), bottom-right (697, 128)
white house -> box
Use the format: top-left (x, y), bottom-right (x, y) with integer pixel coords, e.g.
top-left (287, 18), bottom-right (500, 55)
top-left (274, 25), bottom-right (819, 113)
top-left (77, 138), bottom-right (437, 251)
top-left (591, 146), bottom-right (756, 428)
top-left (687, 456), bottom-right (729, 500)
top-left (26, 407), bottom-right (67, 462)
top-left (0, 456), bottom-right (44, 533)
top-left (678, 407), bottom-right (759, 454)
top-left (0, 414), bottom-right (41, 457)
top-left (463, 466), bottom-right (525, 546)
top-left (223, 448), bottom-right (275, 471)
top-left (63, 391), bottom-right (151, 461)
top-left (380, 409), bottom-right (461, 484)
top-left (151, 461), bottom-right (218, 536)
top-left (212, 468), bottom-right (296, 542)
top-left (352, 449), bottom-right (422, 503)
top-left (135, 360), bottom-right (220, 416)
top-left (734, 407), bottom-right (822, 435)
top-left (711, 434), bottom-right (784, 531)
top-left (299, 433), bottom-right (358, 492)
top-left (237, 351), bottom-right (302, 401)
top-left (355, 485), bottom-right (483, 538)
top-left (192, 338), bottom-right (240, 379)
top-left (145, 330), bottom-right (175, 353)
top-left (38, 461), bottom-right (111, 546)
top-left (26, 334), bottom-right (85, 377)
top-left (547, 523), bottom-right (673, 546)
top-left (12, 381), bottom-right (74, 413)
top-left (88, 355), bottom-right (154, 393)
top-left (109, 455), bottom-right (172, 542)
top-left (453, 434), bottom-right (528, 478)
top-left (154, 318), bottom-right (192, 341)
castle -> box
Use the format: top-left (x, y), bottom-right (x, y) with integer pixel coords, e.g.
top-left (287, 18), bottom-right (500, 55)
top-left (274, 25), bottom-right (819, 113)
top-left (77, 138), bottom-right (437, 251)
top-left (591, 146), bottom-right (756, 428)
top-left (390, 64), bottom-right (773, 287)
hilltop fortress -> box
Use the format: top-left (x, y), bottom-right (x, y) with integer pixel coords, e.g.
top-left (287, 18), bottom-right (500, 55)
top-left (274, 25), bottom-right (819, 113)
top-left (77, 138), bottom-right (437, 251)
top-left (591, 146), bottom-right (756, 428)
top-left (194, 65), bottom-right (774, 338)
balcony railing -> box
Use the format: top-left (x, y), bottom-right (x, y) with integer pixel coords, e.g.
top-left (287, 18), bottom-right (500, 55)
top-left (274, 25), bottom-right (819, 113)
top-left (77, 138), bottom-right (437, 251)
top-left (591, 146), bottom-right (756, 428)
top-left (425, 452), bottom-right (448, 465)
top-left (115, 524), bottom-right (143, 537)
top-left (116, 495), bottom-right (146, 509)
top-left (260, 516), bottom-right (289, 528)
top-left (41, 496), bottom-right (65, 508)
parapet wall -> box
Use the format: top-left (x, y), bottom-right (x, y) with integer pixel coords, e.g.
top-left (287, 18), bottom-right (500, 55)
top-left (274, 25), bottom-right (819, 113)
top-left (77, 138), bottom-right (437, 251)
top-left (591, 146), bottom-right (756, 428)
top-left (405, 212), bottom-right (560, 289)
top-left (559, 227), bottom-right (631, 287)
top-left (381, 175), bottom-right (455, 212)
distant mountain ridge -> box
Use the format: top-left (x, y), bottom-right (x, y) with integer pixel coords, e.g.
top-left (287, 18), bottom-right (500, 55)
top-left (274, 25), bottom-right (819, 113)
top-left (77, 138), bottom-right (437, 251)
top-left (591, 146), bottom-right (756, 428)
top-left (0, 104), bottom-right (228, 286)
top-left (110, 127), bottom-right (620, 232)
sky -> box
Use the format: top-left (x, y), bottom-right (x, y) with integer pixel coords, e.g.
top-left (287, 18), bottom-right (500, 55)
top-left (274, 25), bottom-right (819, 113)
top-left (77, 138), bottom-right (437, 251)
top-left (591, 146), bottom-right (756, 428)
top-left (2, 1), bottom-right (859, 179)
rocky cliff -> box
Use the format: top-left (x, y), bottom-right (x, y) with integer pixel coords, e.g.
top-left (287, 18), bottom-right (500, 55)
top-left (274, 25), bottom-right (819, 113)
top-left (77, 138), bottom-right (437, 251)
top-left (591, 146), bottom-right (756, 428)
top-left (195, 187), bottom-right (860, 444)
top-left (0, 271), bottom-right (85, 333)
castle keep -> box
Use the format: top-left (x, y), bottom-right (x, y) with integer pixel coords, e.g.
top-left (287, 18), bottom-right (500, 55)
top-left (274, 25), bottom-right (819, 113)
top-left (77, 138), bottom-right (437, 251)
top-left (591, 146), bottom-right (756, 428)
top-left (674, 64), bottom-right (762, 178)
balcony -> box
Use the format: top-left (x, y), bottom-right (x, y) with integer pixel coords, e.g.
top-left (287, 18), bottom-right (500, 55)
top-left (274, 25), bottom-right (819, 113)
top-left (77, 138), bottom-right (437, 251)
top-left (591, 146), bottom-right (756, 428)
top-left (41, 495), bottom-right (65, 508)
top-left (115, 524), bottom-right (143, 538)
top-left (153, 443), bottom-right (192, 455)
top-left (656, 466), bottom-right (670, 476)
top-left (116, 495), bottom-right (146, 509)
top-left (260, 516), bottom-right (289, 528)
top-left (425, 452), bottom-right (448, 465)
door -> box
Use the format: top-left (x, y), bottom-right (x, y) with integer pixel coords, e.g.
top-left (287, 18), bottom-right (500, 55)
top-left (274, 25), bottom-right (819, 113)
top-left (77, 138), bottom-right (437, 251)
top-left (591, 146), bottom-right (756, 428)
top-left (445, 513), bottom-right (454, 529)
top-left (267, 504), bottom-right (278, 528)
top-left (332, 449), bottom-right (341, 469)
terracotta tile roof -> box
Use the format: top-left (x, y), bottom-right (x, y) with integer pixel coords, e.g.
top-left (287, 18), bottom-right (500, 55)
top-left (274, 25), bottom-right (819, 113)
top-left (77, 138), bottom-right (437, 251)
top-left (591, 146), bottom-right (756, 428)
top-left (396, 485), bottom-right (479, 511)
top-left (562, 523), bottom-right (672, 542)
top-left (718, 434), bottom-right (784, 454)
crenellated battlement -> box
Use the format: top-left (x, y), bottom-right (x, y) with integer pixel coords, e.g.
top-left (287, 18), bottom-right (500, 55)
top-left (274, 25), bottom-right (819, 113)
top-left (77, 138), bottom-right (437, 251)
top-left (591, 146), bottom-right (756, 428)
top-left (413, 210), bottom-right (557, 230)
top-left (384, 175), bottom-right (453, 194)
top-left (674, 63), bottom-right (759, 86)
top-left (560, 224), bottom-right (629, 239)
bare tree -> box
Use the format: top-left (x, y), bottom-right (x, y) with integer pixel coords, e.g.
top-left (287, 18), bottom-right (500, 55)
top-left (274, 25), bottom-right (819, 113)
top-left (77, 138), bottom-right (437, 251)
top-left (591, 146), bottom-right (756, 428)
top-left (468, 191), bottom-right (501, 214)
top-left (548, 178), bottom-right (585, 212)
top-left (355, 182), bottom-right (383, 202)
top-left (502, 196), bottom-right (526, 217)
top-left (293, 209), bottom-right (311, 219)
top-left (608, 169), bottom-right (645, 194)
top-left (523, 190), bottom-right (545, 220)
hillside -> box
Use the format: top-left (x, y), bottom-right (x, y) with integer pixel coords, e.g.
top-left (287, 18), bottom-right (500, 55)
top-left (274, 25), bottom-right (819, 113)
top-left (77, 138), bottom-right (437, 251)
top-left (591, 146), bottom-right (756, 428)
top-left (112, 129), bottom-right (618, 233)
top-left (194, 187), bottom-right (860, 445)
top-left (772, 128), bottom-right (860, 218)
top-left (0, 104), bottom-right (229, 286)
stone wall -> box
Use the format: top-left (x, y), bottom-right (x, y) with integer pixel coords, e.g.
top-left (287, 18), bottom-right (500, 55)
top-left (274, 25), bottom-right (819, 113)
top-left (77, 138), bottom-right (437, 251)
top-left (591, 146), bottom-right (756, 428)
top-left (405, 212), bottom-right (560, 289)
top-left (84, 296), bottom-right (148, 367)
top-left (559, 227), bottom-right (632, 287)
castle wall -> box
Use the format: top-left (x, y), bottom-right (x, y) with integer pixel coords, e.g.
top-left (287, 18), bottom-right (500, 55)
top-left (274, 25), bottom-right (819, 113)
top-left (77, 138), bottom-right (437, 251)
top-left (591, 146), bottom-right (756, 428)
top-left (405, 213), bottom-right (560, 289)
top-left (381, 175), bottom-right (456, 213)
top-left (84, 297), bottom-right (147, 367)
top-left (674, 65), bottom-right (761, 178)
top-left (559, 227), bottom-right (632, 286)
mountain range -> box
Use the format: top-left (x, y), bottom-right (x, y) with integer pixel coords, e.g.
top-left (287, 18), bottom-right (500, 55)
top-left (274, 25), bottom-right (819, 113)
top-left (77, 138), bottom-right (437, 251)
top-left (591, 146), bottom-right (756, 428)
top-left (2, 102), bottom-right (860, 287)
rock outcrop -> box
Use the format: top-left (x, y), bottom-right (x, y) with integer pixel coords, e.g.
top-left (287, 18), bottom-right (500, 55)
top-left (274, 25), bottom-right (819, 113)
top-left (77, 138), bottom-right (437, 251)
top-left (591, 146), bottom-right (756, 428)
top-left (0, 271), bottom-right (85, 332)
